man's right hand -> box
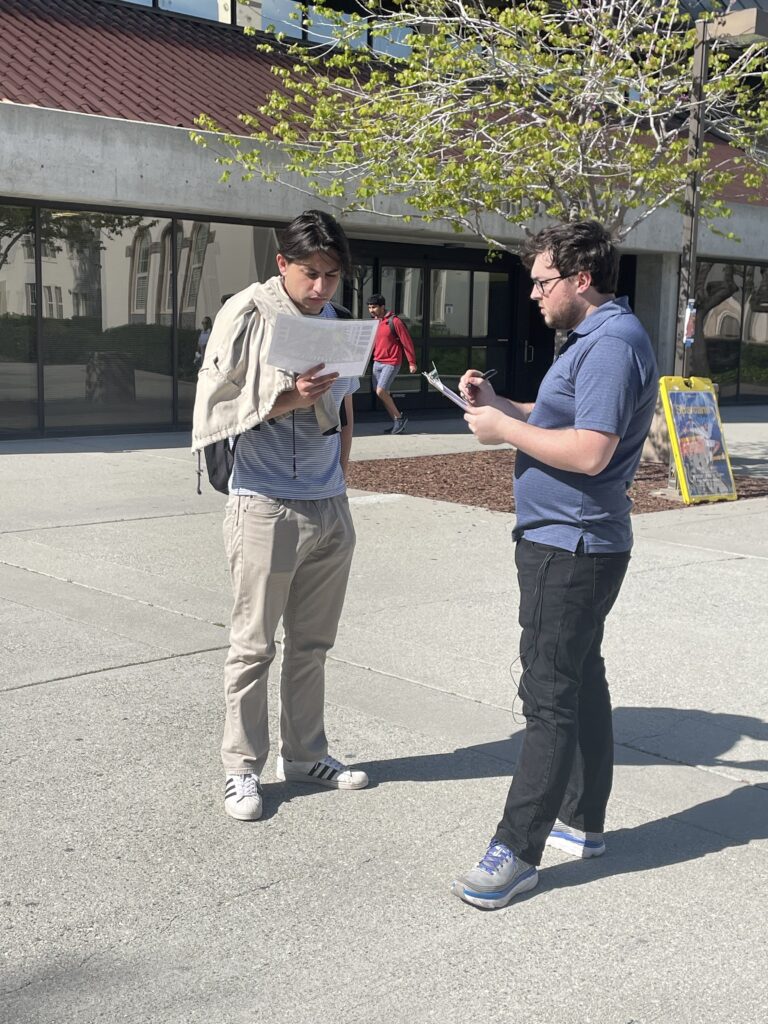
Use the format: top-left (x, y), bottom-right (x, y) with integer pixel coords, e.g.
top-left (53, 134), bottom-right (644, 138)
top-left (269, 364), bottom-right (339, 417)
top-left (459, 368), bottom-right (496, 407)
top-left (293, 363), bottom-right (339, 408)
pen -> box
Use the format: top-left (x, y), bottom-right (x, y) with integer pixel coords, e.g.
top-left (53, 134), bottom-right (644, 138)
top-left (482, 369), bottom-right (498, 381)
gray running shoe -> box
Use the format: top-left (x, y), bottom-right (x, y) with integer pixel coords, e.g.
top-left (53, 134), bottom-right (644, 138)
top-left (224, 772), bottom-right (262, 821)
top-left (546, 819), bottom-right (605, 858)
top-left (452, 841), bottom-right (538, 909)
top-left (276, 754), bottom-right (368, 790)
top-left (391, 416), bottom-right (408, 435)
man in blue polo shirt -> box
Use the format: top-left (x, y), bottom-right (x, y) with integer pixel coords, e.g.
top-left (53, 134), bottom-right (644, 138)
top-left (453, 220), bottom-right (657, 909)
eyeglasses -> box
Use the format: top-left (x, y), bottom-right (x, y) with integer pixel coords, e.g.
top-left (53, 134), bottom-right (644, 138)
top-left (531, 274), bottom-right (572, 296)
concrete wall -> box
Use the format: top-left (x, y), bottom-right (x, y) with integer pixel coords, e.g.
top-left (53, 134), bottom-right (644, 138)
top-left (5, 100), bottom-right (768, 369)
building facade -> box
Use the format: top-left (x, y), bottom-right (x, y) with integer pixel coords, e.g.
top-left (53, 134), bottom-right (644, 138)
top-left (1, 0), bottom-right (767, 438)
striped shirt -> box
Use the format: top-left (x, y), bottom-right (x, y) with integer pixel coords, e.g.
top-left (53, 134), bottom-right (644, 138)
top-left (231, 302), bottom-right (358, 500)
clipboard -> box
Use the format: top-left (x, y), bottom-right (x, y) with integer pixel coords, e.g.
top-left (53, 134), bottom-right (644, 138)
top-left (423, 363), bottom-right (469, 411)
top-left (658, 376), bottom-right (737, 504)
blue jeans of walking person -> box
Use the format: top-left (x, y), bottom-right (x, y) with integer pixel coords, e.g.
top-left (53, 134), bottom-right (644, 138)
top-left (493, 539), bottom-right (631, 866)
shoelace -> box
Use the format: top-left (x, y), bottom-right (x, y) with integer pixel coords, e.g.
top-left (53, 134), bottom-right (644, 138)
top-left (238, 774), bottom-right (260, 797)
top-left (477, 843), bottom-right (513, 875)
top-left (320, 755), bottom-right (346, 774)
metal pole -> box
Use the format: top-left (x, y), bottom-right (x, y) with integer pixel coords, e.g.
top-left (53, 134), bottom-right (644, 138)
top-left (677, 19), bottom-right (709, 378)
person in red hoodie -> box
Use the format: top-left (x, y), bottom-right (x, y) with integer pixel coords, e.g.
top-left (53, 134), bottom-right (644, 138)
top-left (367, 293), bottom-right (418, 434)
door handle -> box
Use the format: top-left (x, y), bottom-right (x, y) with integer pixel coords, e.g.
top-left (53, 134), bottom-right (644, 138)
top-left (523, 341), bottom-right (535, 364)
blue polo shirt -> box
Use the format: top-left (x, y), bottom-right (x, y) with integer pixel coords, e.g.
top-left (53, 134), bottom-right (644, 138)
top-left (513, 297), bottom-right (658, 553)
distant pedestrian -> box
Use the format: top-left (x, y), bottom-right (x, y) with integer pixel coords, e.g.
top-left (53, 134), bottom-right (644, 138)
top-left (367, 293), bottom-right (417, 434)
top-left (194, 316), bottom-right (212, 366)
top-left (452, 220), bottom-right (658, 909)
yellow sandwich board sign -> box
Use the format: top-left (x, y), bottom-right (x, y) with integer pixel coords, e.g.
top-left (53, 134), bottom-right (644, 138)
top-left (658, 376), bottom-right (737, 505)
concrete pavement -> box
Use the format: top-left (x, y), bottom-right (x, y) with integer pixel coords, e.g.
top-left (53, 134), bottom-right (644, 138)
top-left (1, 411), bottom-right (767, 1024)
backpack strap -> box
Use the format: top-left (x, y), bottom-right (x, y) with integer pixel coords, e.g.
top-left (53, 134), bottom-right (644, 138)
top-left (385, 314), bottom-right (400, 340)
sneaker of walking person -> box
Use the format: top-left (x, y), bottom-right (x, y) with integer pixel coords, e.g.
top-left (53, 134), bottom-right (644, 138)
top-left (390, 416), bottom-right (408, 435)
top-left (224, 772), bottom-right (263, 821)
top-left (276, 753), bottom-right (368, 790)
top-left (546, 819), bottom-right (606, 858)
top-left (452, 840), bottom-right (538, 909)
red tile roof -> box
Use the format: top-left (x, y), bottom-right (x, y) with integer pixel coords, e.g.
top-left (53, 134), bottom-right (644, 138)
top-left (0, 0), bottom-right (288, 134)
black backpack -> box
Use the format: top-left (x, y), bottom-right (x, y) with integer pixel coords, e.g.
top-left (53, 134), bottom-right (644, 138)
top-left (196, 301), bottom-right (352, 495)
top-left (198, 436), bottom-right (237, 495)
top-left (385, 314), bottom-right (401, 340)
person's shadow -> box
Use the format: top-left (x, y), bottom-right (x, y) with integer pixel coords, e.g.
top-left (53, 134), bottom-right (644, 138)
top-left (356, 706), bottom-right (768, 883)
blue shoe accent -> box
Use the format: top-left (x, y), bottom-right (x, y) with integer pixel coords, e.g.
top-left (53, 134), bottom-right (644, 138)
top-left (452, 841), bottom-right (539, 909)
top-left (546, 820), bottom-right (606, 858)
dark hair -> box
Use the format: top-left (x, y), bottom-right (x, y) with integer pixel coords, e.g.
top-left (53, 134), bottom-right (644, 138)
top-left (367, 294), bottom-right (386, 306)
top-left (276, 209), bottom-right (352, 277)
top-left (521, 220), bottom-right (619, 294)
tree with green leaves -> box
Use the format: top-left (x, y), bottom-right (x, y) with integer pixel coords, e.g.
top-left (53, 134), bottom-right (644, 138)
top-left (194, 0), bottom-right (768, 252)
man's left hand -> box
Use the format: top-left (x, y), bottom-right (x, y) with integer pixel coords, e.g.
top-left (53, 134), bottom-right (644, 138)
top-left (464, 404), bottom-right (510, 446)
top-left (409, 363), bottom-right (417, 373)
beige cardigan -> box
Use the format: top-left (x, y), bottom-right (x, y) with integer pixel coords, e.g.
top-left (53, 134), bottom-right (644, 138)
top-left (190, 276), bottom-right (340, 452)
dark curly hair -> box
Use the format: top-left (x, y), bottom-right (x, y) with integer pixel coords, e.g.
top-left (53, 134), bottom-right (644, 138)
top-left (276, 209), bottom-right (352, 278)
top-left (521, 220), bottom-right (619, 294)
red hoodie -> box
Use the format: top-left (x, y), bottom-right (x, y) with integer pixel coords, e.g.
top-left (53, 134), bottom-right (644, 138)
top-left (372, 312), bottom-right (417, 366)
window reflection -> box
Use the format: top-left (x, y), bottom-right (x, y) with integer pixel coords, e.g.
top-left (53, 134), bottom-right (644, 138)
top-left (41, 212), bottom-right (174, 429)
top-left (380, 266), bottom-right (422, 338)
top-left (0, 206), bottom-right (38, 433)
top-left (261, 0), bottom-right (303, 37)
top-left (176, 221), bottom-right (280, 421)
top-left (698, 262), bottom-right (743, 400)
top-left (372, 23), bottom-right (411, 57)
top-left (743, 265), bottom-right (768, 398)
top-left (131, 229), bottom-right (151, 322)
top-left (158, 0), bottom-right (221, 17)
top-left (431, 269), bottom-right (470, 337)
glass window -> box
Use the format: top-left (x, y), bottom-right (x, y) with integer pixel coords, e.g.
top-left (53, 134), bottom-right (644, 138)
top-left (426, 344), bottom-right (468, 392)
top-left (430, 269), bottom-right (470, 337)
top-left (131, 230), bottom-right (151, 319)
top-left (0, 206), bottom-right (38, 433)
top-left (742, 264), bottom-right (768, 399)
top-left (472, 272), bottom-right (491, 337)
top-left (236, 0), bottom-right (261, 28)
top-left (41, 211), bottom-right (174, 430)
top-left (182, 222), bottom-right (210, 323)
top-left (344, 262), bottom-right (375, 394)
top-left (43, 286), bottom-right (55, 319)
top-left (158, 0), bottom-right (222, 18)
top-left (260, 0), bottom-right (303, 37)
top-left (372, 23), bottom-right (411, 58)
top-left (157, 226), bottom-right (174, 325)
top-left (305, 7), bottom-right (365, 47)
top-left (380, 266), bottom-right (423, 338)
top-left (699, 261), bottom-right (744, 400)
top-left (176, 220), bottom-right (277, 422)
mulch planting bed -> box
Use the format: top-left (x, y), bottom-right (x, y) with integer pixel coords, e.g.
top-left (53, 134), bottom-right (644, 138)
top-left (347, 450), bottom-right (768, 514)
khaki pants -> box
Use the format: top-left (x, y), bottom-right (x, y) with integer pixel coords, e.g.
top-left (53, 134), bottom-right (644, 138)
top-left (221, 493), bottom-right (356, 775)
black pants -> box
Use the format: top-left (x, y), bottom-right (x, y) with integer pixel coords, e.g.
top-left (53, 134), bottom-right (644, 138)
top-left (494, 539), bottom-right (630, 865)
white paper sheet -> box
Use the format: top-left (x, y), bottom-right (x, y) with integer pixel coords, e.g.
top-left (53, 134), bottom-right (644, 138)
top-left (265, 313), bottom-right (378, 377)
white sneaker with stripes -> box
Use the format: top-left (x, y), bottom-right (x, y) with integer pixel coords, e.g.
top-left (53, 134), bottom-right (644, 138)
top-left (224, 772), bottom-right (263, 821)
top-left (276, 754), bottom-right (368, 790)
